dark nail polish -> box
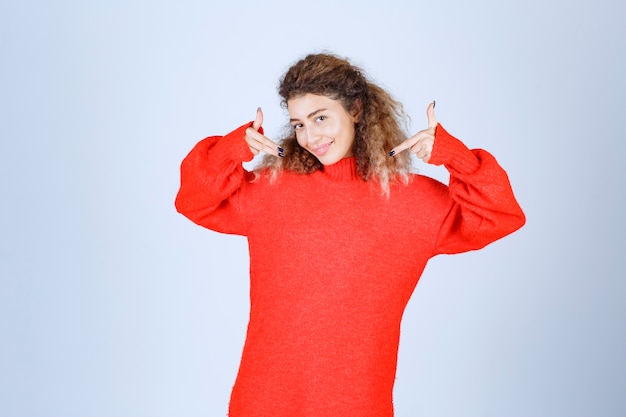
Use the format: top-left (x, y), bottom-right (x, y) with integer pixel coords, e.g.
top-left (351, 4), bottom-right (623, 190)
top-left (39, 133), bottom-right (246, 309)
top-left (433, 100), bottom-right (436, 108)
top-left (388, 150), bottom-right (396, 157)
top-left (277, 146), bottom-right (284, 153)
top-left (278, 152), bottom-right (285, 158)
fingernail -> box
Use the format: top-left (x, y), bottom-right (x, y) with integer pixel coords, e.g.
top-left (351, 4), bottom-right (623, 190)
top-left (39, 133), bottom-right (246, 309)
top-left (277, 146), bottom-right (284, 153)
top-left (257, 107), bottom-right (262, 112)
top-left (388, 150), bottom-right (396, 157)
top-left (278, 152), bottom-right (285, 158)
top-left (432, 100), bottom-right (436, 108)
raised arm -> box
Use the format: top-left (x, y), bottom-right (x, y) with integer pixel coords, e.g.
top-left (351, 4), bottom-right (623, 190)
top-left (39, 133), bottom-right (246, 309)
top-left (175, 109), bottom-right (283, 235)
top-left (429, 124), bottom-right (526, 254)
top-left (390, 102), bottom-right (525, 254)
top-left (174, 122), bottom-right (254, 235)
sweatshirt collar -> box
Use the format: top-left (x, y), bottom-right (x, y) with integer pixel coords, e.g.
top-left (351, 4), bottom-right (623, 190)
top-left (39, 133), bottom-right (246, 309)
top-left (320, 157), bottom-right (359, 181)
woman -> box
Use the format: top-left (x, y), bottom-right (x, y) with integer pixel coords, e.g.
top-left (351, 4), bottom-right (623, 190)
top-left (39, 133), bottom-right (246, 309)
top-left (175, 53), bottom-right (525, 417)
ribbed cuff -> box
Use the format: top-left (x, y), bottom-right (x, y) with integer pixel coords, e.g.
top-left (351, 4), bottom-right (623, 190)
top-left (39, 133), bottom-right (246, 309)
top-left (429, 124), bottom-right (480, 174)
top-left (212, 122), bottom-right (262, 163)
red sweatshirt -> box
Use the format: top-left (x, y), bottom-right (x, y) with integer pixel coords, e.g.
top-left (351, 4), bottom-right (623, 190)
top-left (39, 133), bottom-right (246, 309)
top-left (175, 122), bottom-right (525, 417)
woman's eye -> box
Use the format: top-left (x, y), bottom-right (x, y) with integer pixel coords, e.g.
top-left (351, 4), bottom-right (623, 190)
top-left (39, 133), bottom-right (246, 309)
top-left (292, 123), bottom-right (303, 130)
top-left (316, 115), bottom-right (326, 122)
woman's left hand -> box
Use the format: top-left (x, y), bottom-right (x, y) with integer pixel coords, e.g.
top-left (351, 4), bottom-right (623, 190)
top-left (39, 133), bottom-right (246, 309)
top-left (388, 101), bottom-right (437, 163)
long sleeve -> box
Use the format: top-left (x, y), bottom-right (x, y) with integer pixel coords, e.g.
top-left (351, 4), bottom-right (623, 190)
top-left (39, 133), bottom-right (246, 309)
top-left (174, 122), bottom-right (257, 235)
top-left (429, 124), bottom-right (526, 254)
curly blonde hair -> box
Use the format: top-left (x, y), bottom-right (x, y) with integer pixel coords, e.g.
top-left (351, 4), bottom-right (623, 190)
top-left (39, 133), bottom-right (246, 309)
top-left (255, 53), bottom-right (412, 193)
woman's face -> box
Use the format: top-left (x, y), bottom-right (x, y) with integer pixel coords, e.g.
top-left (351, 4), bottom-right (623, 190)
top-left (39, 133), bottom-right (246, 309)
top-left (287, 93), bottom-right (358, 166)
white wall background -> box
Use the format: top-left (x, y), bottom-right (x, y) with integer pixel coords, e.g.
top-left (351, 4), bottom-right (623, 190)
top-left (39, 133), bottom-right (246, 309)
top-left (1, 1), bottom-right (624, 416)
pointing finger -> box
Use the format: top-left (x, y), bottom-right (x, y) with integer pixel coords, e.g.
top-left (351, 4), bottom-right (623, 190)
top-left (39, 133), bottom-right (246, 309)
top-left (388, 134), bottom-right (421, 157)
top-left (245, 127), bottom-right (284, 157)
top-left (427, 101), bottom-right (437, 128)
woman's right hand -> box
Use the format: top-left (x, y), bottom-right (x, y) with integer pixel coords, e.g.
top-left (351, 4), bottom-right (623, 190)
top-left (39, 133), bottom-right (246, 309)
top-left (245, 108), bottom-right (284, 157)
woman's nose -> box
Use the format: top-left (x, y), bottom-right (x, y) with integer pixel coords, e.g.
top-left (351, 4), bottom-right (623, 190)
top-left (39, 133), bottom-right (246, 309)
top-left (304, 125), bottom-right (321, 145)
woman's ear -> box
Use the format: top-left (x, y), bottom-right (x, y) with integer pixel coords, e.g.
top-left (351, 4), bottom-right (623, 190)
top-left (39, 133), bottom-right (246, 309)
top-left (351, 99), bottom-right (362, 123)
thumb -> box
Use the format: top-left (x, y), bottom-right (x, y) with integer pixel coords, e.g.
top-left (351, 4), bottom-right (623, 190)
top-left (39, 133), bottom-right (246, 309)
top-left (426, 101), bottom-right (437, 128)
top-left (252, 107), bottom-right (263, 131)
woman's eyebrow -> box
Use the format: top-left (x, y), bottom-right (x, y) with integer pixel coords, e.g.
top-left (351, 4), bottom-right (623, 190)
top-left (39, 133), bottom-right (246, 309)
top-left (290, 108), bottom-right (327, 122)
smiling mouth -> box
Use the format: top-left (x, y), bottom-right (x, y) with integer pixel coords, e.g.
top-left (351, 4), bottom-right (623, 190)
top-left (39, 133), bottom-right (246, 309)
top-left (312, 141), bottom-right (333, 156)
